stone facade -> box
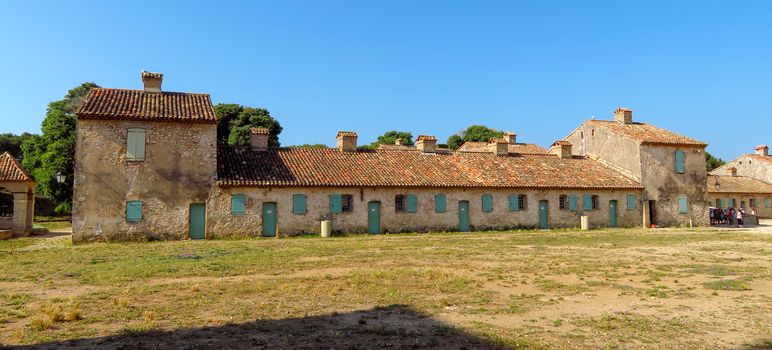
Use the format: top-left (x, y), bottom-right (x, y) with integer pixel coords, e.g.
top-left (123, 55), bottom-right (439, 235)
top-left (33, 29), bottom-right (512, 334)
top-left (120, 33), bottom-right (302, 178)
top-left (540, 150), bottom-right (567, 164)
top-left (72, 120), bottom-right (216, 242)
top-left (711, 146), bottom-right (772, 185)
top-left (708, 193), bottom-right (772, 218)
top-left (0, 152), bottom-right (36, 236)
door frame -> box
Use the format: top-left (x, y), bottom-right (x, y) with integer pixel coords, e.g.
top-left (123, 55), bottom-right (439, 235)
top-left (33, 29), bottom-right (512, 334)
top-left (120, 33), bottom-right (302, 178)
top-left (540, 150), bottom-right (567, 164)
top-left (368, 201), bottom-right (381, 234)
top-left (189, 203), bottom-right (207, 240)
top-left (262, 202), bottom-right (277, 237)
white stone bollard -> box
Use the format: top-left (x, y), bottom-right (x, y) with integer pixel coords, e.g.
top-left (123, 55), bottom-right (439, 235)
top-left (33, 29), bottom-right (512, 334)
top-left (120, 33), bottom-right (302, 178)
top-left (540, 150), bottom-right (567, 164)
top-left (580, 216), bottom-right (589, 231)
top-left (321, 220), bottom-right (331, 238)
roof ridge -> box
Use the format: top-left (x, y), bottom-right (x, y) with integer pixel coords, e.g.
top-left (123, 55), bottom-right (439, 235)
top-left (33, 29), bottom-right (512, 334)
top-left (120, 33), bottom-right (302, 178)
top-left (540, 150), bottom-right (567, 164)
top-left (90, 87), bottom-right (211, 96)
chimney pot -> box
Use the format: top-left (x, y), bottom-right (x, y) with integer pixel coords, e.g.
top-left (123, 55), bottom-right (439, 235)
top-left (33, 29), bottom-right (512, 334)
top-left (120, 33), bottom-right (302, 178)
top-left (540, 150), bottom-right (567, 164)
top-left (614, 107), bottom-right (633, 124)
top-left (755, 144), bottom-right (769, 156)
top-left (503, 132), bottom-right (517, 145)
top-left (336, 131), bottom-right (358, 152)
top-left (250, 127), bottom-right (270, 151)
top-left (488, 138), bottom-right (508, 156)
top-left (416, 135), bottom-right (437, 153)
top-left (141, 70), bottom-right (163, 93)
top-left (549, 140), bottom-right (573, 159)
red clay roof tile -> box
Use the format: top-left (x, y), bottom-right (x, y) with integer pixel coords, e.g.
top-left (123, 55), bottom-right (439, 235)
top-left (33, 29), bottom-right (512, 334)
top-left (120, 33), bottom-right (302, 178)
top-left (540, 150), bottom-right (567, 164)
top-left (76, 88), bottom-right (217, 124)
top-left (587, 120), bottom-right (707, 147)
top-left (0, 152), bottom-right (33, 182)
top-left (708, 175), bottom-right (772, 194)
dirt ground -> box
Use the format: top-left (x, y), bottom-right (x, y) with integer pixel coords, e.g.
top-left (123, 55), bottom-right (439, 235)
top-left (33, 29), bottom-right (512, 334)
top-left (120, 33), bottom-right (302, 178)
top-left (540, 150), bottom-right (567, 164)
top-left (0, 227), bottom-right (770, 349)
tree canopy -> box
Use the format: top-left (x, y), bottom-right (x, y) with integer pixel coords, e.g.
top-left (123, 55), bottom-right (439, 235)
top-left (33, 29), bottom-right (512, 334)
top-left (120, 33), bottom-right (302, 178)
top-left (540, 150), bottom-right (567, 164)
top-left (0, 133), bottom-right (35, 160)
top-left (214, 104), bottom-right (282, 147)
top-left (446, 125), bottom-right (504, 150)
top-left (367, 131), bottom-right (414, 149)
top-left (705, 152), bottom-right (726, 172)
top-left (22, 82), bottom-right (99, 214)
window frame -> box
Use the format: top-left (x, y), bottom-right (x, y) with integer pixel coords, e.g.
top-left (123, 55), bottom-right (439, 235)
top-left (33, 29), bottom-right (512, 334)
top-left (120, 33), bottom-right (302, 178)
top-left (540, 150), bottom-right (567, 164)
top-left (434, 194), bottom-right (446, 213)
top-left (559, 195), bottom-right (567, 210)
top-left (292, 194), bottom-right (307, 215)
top-left (126, 128), bottom-right (147, 162)
top-left (482, 194), bottom-right (493, 212)
top-left (231, 194), bottom-right (246, 215)
top-left (626, 194), bottom-right (636, 210)
top-left (406, 194), bottom-right (418, 213)
top-left (341, 194), bottom-right (353, 212)
top-left (395, 195), bottom-right (406, 213)
top-left (518, 195), bottom-right (527, 210)
top-left (591, 195), bottom-right (599, 210)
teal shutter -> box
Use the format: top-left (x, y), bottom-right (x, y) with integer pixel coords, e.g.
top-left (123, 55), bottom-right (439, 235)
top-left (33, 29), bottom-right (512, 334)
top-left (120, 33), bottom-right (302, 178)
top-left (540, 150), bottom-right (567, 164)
top-left (720, 199), bottom-right (725, 208)
top-left (406, 194), bottom-right (418, 213)
top-left (509, 195), bottom-right (519, 211)
top-left (729, 198), bottom-right (735, 208)
top-left (127, 128), bottom-right (146, 161)
top-left (293, 194), bottom-right (307, 214)
top-left (626, 194), bottom-right (636, 210)
top-left (766, 198), bottom-right (770, 208)
top-left (583, 195), bottom-right (592, 210)
top-left (678, 196), bottom-right (688, 213)
top-left (568, 195), bottom-right (577, 211)
top-left (329, 194), bottom-right (342, 213)
top-left (434, 194), bottom-right (446, 213)
top-left (126, 201), bottom-right (143, 222)
top-left (675, 150), bottom-right (685, 174)
top-left (231, 194), bottom-right (246, 215)
top-left (482, 194), bottom-right (493, 212)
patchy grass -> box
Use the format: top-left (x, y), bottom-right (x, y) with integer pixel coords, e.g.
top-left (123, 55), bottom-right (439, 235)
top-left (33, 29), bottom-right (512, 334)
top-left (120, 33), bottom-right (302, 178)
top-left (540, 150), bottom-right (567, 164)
top-left (0, 228), bottom-right (770, 349)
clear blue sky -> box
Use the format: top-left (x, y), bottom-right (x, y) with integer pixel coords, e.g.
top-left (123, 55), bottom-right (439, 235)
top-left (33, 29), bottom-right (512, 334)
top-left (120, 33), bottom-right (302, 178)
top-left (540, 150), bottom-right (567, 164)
top-left (1, 1), bottom-right (770, 160)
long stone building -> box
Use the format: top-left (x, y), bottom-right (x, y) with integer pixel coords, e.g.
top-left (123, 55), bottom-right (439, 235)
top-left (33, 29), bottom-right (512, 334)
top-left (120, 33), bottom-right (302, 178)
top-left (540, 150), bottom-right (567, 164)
top-left (71, 73), bottom-right (710, 242)
top-left (708, 145), bottom-right (772, 217)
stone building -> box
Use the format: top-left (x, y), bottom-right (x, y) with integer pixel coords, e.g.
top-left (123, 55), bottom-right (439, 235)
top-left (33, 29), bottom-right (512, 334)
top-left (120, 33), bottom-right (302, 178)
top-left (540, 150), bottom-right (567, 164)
top-left (707, 167), bottom-right (772, 218)
top-left (564, 108), bottom-right (710, 227)
top-left (0, 152), bottom-right (36, 237)
top-left (455, 132), bottom-right (548, 155)
top-left (710, 145), bottom-right (771, 185)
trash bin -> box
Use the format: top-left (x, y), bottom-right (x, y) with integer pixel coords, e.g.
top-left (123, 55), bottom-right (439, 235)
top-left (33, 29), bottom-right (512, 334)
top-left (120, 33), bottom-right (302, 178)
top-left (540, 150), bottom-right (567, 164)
top-left (320, 220), bottom-right (331, 238)
top-left (580, 216), bottom-right (589, 231)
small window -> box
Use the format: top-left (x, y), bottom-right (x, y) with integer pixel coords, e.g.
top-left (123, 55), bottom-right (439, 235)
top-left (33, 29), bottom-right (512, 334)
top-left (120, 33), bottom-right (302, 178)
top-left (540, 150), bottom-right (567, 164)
top-left (341, 194), bottom-right (353, 212)
top-left (765, 198), bottom-right (770, 208)
top-left (568, 195), bottom-right (577, 211)
top-left (626, 194), bottom-right (636, 210)
top-left (126, 201), bottom-right (143, 222)
top-left (583, 195), bottom-right (592, 210)
top-left (508, 195), bottom-right (520, 211)
top-left (482, 194), bottom-right (493, 212)
top-left (434, 194), bottom-right (446, 213)
top-left (231, 194), bottom-right (246, 215)
top-left (406, 194), bottom-right (418, 213)
top-left (395, 195), bottom-right (405, 212)
top-left (675, 150), bottom-right (685, 174)
top-left (518, 195), bottom-right (527, 210)
top-left (591, 195), bottom-right (599, 209)
top-left (559, 195), bottom-right (567, 210)
top-left (715, 198), bottom-right (720, 208)
top-left (329, 194), bottom-right (342, 213)
top-left (293, 194), bottom-right (307, 214)
top-left (126, 128), bottom-right (146, 161)
top-left (749, 198), bottom-right (756, 208)
top-left (678, 195), bottom-right (688, 213)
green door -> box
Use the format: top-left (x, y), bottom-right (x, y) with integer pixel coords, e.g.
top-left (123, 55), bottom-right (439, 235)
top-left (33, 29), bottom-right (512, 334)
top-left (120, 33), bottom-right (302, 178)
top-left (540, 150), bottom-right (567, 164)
top-left (609, 200), bottom-right (618, 227)
top-left (368, 201), bottom-right (381, 234)
top-left (262, 202), bottom-right (277, 237)
top-left (539, 200), bottom-right (549, 229)
top-left (189, 203), bottom-right (206, 240)
top-left (458, 200), bottom-right (470, 232)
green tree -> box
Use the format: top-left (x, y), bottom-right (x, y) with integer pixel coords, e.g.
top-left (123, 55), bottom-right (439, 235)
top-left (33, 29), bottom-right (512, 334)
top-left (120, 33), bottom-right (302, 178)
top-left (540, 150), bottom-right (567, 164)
top-left (446, 125), bottom-right (504, 150)
top-left (22, 82), bottom-right (99, 214)
top-left (214, 104), bottom-right (282, 147)
top-left (368, 131), bottom-right (414, 148)
top-left (0, 133), bottom-right (36, 160)
top-left (705, 152), bottom-right (726, 172)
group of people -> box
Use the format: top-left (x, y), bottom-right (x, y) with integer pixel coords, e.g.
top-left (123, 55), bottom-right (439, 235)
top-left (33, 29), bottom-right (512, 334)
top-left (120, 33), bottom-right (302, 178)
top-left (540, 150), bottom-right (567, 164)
top-left (710, 207), bottom-right (756, 226)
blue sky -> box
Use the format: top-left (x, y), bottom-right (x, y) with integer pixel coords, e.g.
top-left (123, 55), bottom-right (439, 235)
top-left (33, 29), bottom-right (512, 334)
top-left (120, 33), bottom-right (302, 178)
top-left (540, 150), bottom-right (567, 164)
top-left (1, 1), bottom-right (770, 160)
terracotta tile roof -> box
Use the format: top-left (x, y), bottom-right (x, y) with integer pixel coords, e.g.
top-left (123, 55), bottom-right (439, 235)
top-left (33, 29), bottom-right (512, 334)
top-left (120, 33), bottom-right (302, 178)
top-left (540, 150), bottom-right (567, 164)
top-left (587, 120), bottom-right (707, 147)
top-left (0, 152), bottom-right (33, 182)
top-left (551, 140), bottom-right (572, 146)
top-left (456, 142), bottom-right (548, 155)
top-left (76, 88), bottom-right (217, 124)
top-left (217, 146), bottom-right (642, 189)
top-left (377, 144), bottom-right (417, 151)
top-left (708, 175), bottom-right (772, 194)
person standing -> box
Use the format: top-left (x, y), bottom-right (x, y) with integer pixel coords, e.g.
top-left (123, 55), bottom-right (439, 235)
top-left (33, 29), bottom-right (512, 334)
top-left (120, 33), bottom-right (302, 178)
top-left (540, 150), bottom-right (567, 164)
top-left (737, 208), bottom-right (744, 227)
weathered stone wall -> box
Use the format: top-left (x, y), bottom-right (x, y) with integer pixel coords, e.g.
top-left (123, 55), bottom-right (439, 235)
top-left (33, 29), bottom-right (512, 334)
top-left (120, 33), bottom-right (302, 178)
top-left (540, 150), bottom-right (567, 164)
top-left (565, 123), bottom-right (643, 180)
top-left (640, 145), bottom-right (709, 226)
top-left (72, 120), bottom-right (217, 243)
top-left (708, 193), bottom-right (772, 218)
top-left (206, 186), bottom-right (644, 238)
top-left (0, 181), bottom-right (35, 234)
top-left (711, 155), bottom-right (772, 185)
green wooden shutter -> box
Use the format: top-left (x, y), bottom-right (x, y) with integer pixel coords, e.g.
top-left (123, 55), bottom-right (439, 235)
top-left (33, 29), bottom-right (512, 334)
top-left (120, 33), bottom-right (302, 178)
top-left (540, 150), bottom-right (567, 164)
top-left (583, 195), bottom-right (592, 210)
top-left (675, 150), bottom-right (685, 174)
top-left (406, 194), bottom-right (418, 213)
top-left (720, 199), bottom-right (725, 208)
top-left (766, 198), bottom-right (770, 208)
top-left (231, 195), bottom-right (246, 215)
top-left (127, 128), bottom-right (146, 161)
top-left (126, 201), bottom-right (143, 222)
top-left (434, 194), bottom-right (446, 213)
top-left (509, 195), bottom-right (519, 211)
top-left (293, 194), bottom-right (307, 214)
top-left (482, 194), bottom-right (493, 212)
top-left (329, 194), bottom-right (342, 213)
top-left (626, 194), bottom-right (636, 210)
top-left (568, 195), bottom-right (577, 211)
top-left (678, 196), bottom-right (688, 213)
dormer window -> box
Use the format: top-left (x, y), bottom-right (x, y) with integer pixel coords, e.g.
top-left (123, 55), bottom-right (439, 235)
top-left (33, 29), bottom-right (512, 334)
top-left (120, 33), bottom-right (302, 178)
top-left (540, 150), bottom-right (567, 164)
top-left (127, 128), bottom-right (146, 161)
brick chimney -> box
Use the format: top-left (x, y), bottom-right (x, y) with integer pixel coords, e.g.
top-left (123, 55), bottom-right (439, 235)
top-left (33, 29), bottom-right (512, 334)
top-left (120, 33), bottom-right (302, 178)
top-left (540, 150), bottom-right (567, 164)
top-left (550, 140), bottom-right (573, 159)
top-left (728, 167), bottom-right (737, 177)
top-left (755, 144), bottom-right (769, 156)
top-left (250, 127), bottom-right (269, 151)
top-left (336, 131), bottom-right (358, 152)
top-left (141, 70), bottom-right (163, 93)
top-left (503, 132), bottom-right (517, 145)
top-left (416, 135), bottom-right (437, 153)
top-left (614, 107), bottom-right (633, 124)
top-left (488, 138), bottom-right (508, 156)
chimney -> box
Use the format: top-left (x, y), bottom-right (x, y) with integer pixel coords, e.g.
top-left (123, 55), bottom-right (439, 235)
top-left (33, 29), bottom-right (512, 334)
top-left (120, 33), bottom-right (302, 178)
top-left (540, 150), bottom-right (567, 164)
top-left (394, 138), bottom-right (403, 146)
top-left (336, 131), bottom-right (358, 152)
top-left (503, 132), bottom-right (517, 145)
top-left (250, 127), bottom-right (269, 151)
top-left (755, 144), bottom-right (769, 156)
top-left (416, 135), bottom-right (437, 153)
top-left (550, 140), bottom-right (573, 159)
top-left (614, 107), bottom-right (633, 124)
top-left (728, 167), bottom-right (738, 177)
top-left (141, 70), bottom-right (163, 93)
top-left (488, 138), bottom-right (508, 156)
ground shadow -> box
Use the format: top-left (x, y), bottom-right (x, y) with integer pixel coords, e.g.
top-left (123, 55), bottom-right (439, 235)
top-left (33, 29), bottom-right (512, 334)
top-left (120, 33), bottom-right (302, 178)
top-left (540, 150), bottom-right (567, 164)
top-left (2, 305), bottom-right (501, 350)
